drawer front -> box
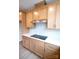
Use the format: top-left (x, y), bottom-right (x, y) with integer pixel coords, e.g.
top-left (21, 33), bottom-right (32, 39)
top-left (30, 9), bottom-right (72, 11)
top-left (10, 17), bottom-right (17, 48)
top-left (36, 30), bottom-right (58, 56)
top-left (45, 43), bottom-right (59, 50)
top-left (35, 40), bottom-right (44, 47)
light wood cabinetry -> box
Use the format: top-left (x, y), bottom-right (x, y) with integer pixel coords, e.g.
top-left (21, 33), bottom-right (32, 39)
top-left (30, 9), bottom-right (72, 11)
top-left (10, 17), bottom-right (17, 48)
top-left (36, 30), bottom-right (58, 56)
top-left (47, 1), bottom-right (60, 29)
top-left (44, 43), bottom-right (60, 59)
top-left (22, 36), bottom-right (30, 49)
top-left (19, 12), bottom-right (22, 22)
top-left (30, 38), bottom-right (44, 58)
top-left (22, 36), bottom-right (60, 59)
top-left (19, 11), bottom-right (29, 33)
top-left (56, 2), bottom-right (60, 29)
top-left (33, 5), bottom-right (47, 20)
top-left (30, 38), bottom-right (36, 52)
top-left (38, 7), bottom-right (47, 20)
top-left (20, 1), bottom-right (60, 32)
top-left (22, 36), bottom-right (44, 58)
top-left (34, 40), bottom-right (44, 58)
top-left (47, 3), bottom-right (57, 29)
top-left (19, 12), bottom-right (26, 26)
top-left (26, 11), bottom-right (34, 28)
top-left (33, 8), bottom-right (39, 20)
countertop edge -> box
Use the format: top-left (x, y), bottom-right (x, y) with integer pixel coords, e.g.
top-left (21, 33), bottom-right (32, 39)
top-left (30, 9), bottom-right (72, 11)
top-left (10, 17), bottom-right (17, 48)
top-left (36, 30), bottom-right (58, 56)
top-left (22, 34), bottom-right (60, 46)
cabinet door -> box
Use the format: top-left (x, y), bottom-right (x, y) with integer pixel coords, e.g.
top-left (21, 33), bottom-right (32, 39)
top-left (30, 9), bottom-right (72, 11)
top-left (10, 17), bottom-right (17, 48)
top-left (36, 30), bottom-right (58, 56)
top-left (33, 9), bottom-right (39, 20)
top-left (44, 43), bottom-right (60, 59)
top-left (19, 12), bottom-right (22, 21)
top-left (47, 4), bottom-right (57, 29)
top-left (34, 40), bottom-right (44, 58)
top-left (39, 7), bottom-right (47, 20)
top-left (56, 2), bottom-right (60, 29)
top-left (19, 11), bottom-right (28, 33)
top-left (22, 36), bottom-right (30, 49)
top-left (30, 39), bottom-right (36, 52)
top-left (26, 11), bottom-right (33, 28)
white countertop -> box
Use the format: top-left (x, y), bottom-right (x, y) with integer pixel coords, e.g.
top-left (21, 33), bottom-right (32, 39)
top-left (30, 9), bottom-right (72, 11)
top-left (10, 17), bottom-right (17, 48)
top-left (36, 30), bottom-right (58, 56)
top-left (22, 34), bottom-right (60, 46)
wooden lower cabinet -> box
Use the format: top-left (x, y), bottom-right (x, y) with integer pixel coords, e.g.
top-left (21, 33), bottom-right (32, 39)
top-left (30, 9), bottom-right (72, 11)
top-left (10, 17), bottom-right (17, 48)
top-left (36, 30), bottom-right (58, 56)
top-left (30, 39), bottom-right (36, 52)
top-left (30, 38), bottom-right (44, 58)
top-left (44, 43), bottom-right (60, 59)
top-left (22, 36), bottom-right (60, 59)
top-left (22, 36), bottom-right (44, 58)
top-left (34, 40), bottom-right (44, 58)
top-left (22, 36), bottom-right (30, 49)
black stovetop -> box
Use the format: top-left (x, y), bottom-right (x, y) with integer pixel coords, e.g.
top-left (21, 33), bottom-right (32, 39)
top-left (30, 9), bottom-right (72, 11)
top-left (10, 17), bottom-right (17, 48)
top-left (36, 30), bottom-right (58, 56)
top-left (31, 34), bottom-right (47, 40)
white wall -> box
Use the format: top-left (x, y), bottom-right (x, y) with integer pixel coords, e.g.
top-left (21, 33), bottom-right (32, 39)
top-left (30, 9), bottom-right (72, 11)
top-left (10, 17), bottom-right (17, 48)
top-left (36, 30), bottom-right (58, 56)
top-left (27, 22), bottom-right (60, 41)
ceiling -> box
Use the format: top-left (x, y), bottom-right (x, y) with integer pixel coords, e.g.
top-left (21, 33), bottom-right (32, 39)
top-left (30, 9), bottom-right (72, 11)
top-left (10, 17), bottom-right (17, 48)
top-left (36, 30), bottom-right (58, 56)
top-left (19, 0), bottom-right (56, 11)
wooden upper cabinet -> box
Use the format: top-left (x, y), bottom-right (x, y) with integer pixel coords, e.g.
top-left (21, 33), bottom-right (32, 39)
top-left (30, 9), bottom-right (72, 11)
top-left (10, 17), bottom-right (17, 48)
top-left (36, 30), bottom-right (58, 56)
top-left (47, 1), bottom-right (60, 29)
top-left (19, 11), bottom-right (25, 22)
top-left (19, 12), bottom-right (22, 22)
top-left (19, 11), bottom-right (28, 33)
top-left (33, 8), bottom-right (39, 20)
top-left (38, 7), bottom-right (47, 20)
top-left (26, 11), bottom-right (33, 28)
top-left (56, 2), bottom-right (60, 29)
top-left (47, 3), bottom-right (57, 29)
top-left (33, 5), bottom-right (47, 20)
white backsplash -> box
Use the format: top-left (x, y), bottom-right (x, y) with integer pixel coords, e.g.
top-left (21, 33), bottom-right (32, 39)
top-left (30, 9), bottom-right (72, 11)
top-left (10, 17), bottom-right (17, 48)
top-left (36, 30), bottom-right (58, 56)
top-left (27, 22), bottom-right (60, 41)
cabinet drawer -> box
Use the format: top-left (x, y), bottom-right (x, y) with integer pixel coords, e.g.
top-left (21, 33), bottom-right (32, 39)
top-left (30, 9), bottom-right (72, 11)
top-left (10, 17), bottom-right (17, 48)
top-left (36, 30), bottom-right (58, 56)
top-left (35, 45), bottom-right (44, 51)
top-left (45, 43), bottom-right (59, 50)
top-left (35, 40), bottom-right (44, 47)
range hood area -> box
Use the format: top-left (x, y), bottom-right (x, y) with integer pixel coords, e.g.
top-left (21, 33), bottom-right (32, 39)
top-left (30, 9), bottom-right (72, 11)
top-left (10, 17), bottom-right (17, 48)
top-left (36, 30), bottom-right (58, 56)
top-left (32, 20), bottom-right (47, 23)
